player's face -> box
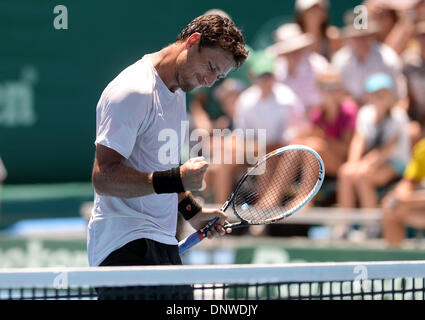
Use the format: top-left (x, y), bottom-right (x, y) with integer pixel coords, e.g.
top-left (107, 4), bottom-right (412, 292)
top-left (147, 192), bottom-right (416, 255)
top-left (177, 43), bottom-right (235, 92)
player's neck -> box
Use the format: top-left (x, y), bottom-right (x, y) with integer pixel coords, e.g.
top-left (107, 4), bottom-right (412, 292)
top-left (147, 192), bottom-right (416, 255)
top-left (149, 44), bottom-right (181, 93)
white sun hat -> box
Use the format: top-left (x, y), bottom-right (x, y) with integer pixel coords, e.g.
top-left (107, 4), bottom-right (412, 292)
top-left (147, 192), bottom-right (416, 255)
top-left (266, 23), bottom-right (314, 56)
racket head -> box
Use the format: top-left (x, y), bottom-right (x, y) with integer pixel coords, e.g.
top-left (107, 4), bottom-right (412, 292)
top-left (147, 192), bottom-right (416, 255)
top-left (231, 144), bottom-right (325, 225)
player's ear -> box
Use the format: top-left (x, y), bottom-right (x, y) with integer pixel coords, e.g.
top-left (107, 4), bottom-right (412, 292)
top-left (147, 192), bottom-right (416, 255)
top-left (186, 33), bottom-right (201, 49)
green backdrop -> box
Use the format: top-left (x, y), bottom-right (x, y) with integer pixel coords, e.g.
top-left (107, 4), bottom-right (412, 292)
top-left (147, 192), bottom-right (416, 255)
top-left (0, 0), bottom-right (361, 184)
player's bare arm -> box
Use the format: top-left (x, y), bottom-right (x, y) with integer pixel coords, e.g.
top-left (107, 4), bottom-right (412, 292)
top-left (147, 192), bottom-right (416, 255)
top-left (92, 144), bottom-right (210, 198)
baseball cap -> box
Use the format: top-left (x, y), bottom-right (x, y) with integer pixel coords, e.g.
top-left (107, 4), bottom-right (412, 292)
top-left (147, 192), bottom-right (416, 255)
top-left (247, 50), bottom-right (275, 76)
top-left (365, 73), bottom-right (394, 93)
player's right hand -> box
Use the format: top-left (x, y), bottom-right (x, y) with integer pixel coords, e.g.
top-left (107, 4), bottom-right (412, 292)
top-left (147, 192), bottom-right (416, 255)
top-left (180, 157), bottom-right (208, 191)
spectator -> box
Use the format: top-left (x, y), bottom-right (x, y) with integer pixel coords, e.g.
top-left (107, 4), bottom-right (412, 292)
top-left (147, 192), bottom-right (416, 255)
top-left (417, 0), bottom-right (425, 21)
top-left (294, 70), bottom-right (358, 178)
top-left (202, 79), bottom-right (246, 204)
top-left (188, 88), bottom-right (219, 134)
top-left (233, 51), bottom-right (305, 236)
top-left (332, 16), bottom-right (406, 106)
top-left (211, 51), bottom-right (304, 204)
top-left (0, 157), bottom-right (7, 216)
top-left (266, 23), bottom-right (330, 111)
top-left (234, 50), bottom-right (305, 153)
top-left (382, 137), bottom-right (425, 246)
top-left (403, 21), bottom-right (425, 146)
top-left (294, 0), bottom-right (343, 60)
top-left (365, 0), bottom-right (417, 55)
top-left (0, 158), bottom-right (6, 182)
top-left (337, 73), bottom-right (411, 212)
top-left (213, 78), bottom-right (246, 131)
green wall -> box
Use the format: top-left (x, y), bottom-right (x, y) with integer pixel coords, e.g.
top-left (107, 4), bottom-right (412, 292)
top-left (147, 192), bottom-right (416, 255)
top-left (0, 0), bottom-right (361, 183)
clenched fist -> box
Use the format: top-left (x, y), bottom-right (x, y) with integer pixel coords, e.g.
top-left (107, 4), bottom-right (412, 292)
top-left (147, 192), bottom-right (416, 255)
top-left (180, 157), bottom-right (208, 191)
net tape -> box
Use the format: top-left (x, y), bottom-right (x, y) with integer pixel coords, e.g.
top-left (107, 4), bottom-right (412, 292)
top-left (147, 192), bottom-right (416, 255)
top-left (1, 261), bottom-right (424, 300)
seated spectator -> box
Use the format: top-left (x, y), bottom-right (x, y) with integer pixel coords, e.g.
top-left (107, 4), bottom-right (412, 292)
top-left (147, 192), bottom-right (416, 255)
top-left (332, 16), bottom-right (406, 106)
top-left (234, 50), bottom-right (305, 151)
top-left (294, 70), bottom-right (358, 178)
top-left (403, 21), bottom-right (425, 146)
top-left (294, 0), bottom-right (343, 60)
top-left (233, 51), bottom-right (305, 235)
top-left (337, 73), bottom-right (411, 211)
top-left (201, 79), bottom-right (246, 204)
top-left (212, 78), bottom-right (246, 131)
top-left (382, 137), bottom-right (425, 246)
top-left (418, 0), bottom-right (425, 21)
top-left (266, 23), bottom-right (330, 111)
top-left (0, 157), bottom-right (7, 215)
top-left (366, 0), bottom-right (417, 55)
top-left (0, 157), bottom-right (6, 185)
top-left (209, 51), bottom-right (304, 204)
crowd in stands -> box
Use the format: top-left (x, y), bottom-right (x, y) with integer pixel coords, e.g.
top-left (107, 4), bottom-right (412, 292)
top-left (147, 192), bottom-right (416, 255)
top-left (188, 0), bottom-right (425, 245)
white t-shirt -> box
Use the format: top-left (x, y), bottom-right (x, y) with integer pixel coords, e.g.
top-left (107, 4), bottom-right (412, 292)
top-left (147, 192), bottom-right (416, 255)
top-left (88, 56), bottom-right (187, 266)
top-left (275, 52), bottom-right (330, 110)
top-left (332, 42), bottom-right (407, 102)
top-left (356, 104), bottom-right (410, 165)
top-left (234, 83), bottom-right (305, 145)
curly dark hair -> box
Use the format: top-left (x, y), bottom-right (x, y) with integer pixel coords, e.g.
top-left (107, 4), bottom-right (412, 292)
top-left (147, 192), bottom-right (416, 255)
top-left (176, 14), bottom-right (249, 68)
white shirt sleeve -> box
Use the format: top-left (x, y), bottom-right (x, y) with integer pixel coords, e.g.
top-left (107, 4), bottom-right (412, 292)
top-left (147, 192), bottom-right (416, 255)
top-left (310, 52), bottom-right (330, 74)
top-left (355, 105), bottom-right (374, 141)
top-left (95, 88), bottom-right (151, 159)
top-left (380, 44), bottom-right (407, 100)
top-left (282, 89), bottom-right (306, 143)
top-left (233, 91), bottom-right (250, 131)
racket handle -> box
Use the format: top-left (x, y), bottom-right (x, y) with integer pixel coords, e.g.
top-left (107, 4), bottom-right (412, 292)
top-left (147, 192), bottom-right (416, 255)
top-left (178, 217), bottom-right (219, 255)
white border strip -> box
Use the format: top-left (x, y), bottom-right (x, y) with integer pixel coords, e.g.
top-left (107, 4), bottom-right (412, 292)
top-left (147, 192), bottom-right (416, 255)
top-left (0, 261), bottom-right (425, 289)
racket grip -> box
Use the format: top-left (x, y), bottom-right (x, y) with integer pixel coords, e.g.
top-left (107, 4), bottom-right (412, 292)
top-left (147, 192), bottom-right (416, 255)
top-left (178, 217), bottom-right (219, 255)
top-left (178, 231), bottom-right (203, 255)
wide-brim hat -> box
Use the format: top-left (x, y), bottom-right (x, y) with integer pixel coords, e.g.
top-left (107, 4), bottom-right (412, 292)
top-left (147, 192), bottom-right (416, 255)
top-left (366, 0), bottom-right (421, 11)
top-left (266, 23), bottom-right (315, 56)
top-left (341, 24), bottom-right (381, 38)
top-left (295, 0), bottom-right (329, 12)
top-left (341, 12), bottom-right (381, 38)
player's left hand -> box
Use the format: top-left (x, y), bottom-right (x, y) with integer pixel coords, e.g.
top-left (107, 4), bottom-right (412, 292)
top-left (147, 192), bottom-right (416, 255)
top-left (188, 208), bottom-right (232, 239)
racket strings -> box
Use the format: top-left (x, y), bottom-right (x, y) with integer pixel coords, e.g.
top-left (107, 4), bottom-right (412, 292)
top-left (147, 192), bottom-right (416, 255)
top-left (234, 150), bottom-right (320, 224)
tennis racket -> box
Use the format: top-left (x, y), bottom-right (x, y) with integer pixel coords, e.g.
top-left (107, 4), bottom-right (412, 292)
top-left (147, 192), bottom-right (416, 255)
top-left (178, 144), bottom-right (325, 254)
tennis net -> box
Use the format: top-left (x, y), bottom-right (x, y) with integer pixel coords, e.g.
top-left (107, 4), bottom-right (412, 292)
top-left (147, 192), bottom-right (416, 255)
top-left (1, 261), bottom-right (424, 300)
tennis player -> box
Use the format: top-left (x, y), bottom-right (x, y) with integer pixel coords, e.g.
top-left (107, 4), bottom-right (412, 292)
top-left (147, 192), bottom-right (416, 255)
top-left (88, 14), bottom-right (248, 298)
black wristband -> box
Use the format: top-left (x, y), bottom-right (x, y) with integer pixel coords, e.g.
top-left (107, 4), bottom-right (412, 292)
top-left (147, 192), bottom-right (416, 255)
top-left (152, 167), bottom-right (185, 194)
top-left (178, 194), bottom-right (202, 220)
